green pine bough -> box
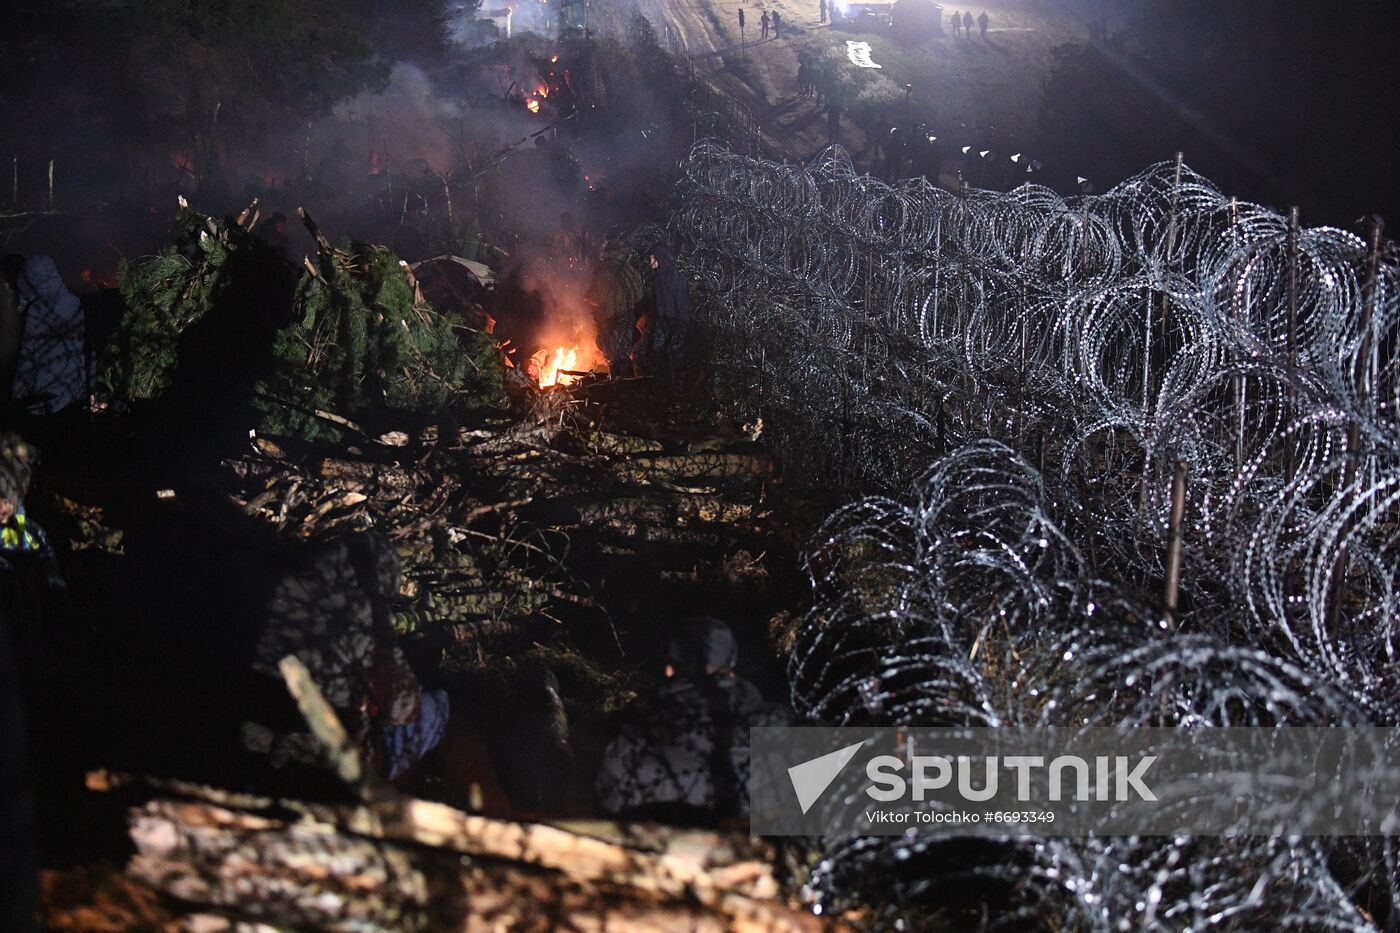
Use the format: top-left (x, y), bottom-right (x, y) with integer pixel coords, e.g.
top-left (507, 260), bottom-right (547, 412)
top-left (98, 207), bottom-right (287, 403)
top-left (95, 203), bottom-right (504, 440)
top-left (256, 240), bottom-right (504, 442)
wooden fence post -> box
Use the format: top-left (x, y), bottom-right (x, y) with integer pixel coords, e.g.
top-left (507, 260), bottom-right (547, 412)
top-left (1163, 458), bottom-right (1187, 630)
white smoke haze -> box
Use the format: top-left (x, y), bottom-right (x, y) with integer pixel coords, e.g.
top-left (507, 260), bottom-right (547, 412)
top-left (2, 7), bottom-right (680, 375)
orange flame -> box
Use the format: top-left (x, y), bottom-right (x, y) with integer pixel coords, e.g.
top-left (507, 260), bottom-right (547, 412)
top-left (526, 98), bottom-right (541, 113)
top-left (535, 346), bottom-right (581, 387)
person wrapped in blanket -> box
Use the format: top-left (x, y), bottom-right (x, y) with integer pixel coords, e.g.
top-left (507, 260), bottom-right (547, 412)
top-left (242, 533), bottom-right (447, 781)
top-left (1, 255), bottom-right (87, 417)
top-left (594, 617), bottom-right (790, 821)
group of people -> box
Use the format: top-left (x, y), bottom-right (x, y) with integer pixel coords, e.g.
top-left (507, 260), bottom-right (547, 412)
top-left (949, 9), bottom-right (990, 39)
top-left (737, 7), bottom-right (781, 41)
top-left (744, 3), bottom-right (988, 42)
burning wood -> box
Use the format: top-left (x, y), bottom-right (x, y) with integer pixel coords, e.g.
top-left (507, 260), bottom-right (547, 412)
top-left (522, 329), bottom-right (607, 389)
top-left (534, 345), bottom-right (580, 387)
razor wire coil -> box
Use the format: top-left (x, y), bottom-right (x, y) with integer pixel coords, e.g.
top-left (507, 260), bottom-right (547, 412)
top-left (671, 142), bottom-right (1400, 929)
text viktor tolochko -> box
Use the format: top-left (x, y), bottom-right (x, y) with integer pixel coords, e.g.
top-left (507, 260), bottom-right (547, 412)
top-left (749, 727), bottom-right (1400, 836)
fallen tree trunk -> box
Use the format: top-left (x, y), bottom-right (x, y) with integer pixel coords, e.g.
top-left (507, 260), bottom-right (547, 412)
top-left (606, 451), bottom-right (779, 485)
top-left (108, 778), bottom-right (831, 932)
top-left (92, 653), bottom-right (831, 931)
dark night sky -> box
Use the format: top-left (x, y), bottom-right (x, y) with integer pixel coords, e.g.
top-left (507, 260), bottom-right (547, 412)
top-left (1045, 0), bottom-right (1400, 226)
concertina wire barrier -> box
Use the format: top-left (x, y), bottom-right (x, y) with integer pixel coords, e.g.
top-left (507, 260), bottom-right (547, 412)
top-left (669, 141), bottom-right (1400, 928)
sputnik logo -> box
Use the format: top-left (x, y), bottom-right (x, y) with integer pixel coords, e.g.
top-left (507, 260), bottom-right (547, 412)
top-left (788, 740), bottom-right (867, 813)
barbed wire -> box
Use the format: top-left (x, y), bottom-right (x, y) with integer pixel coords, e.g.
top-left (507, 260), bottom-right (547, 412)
top-left (670, 142), bottom-right (1400, 928)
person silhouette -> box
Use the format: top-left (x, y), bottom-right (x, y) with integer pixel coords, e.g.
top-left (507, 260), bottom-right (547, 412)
top-left (772, 9), bottom-right (781, 37)
top-left (761, 9), bottom-right (770, 38)
top-left (978, 9), bottom-right (988, 39)
top-left (594, 618), bottom-right (790, 821)
top-left (949, 10), bottom-right (960, 37)
top-left (962, 10), bottom-right (973, 37)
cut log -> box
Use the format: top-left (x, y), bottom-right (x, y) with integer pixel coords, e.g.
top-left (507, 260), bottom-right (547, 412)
top-left (313, 457), bottom-right (429, 496)
top-left (102, 775), bottom-right (835, 932)
top-left (565, 492), bottom-right (756, 528)
top-left (607, 451), bottom-right (778, 485)
top-left (579, 431), bottom-right (666, 457)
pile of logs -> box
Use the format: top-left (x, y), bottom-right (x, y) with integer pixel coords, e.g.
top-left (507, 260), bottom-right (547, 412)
top-left (223, 384), bottom-right (780, 657)
top-left (57, 380), bottom-right (827, 931)
top-left (109, 781), bottom-right (826, 932)
top-left (87, 654), bottom-right (827, 931)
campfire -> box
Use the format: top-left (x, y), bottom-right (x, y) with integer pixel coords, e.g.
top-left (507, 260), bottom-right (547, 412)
top-left (489, 242), bottom-right (606, 389)
top-left (521, 314), bottom-right (606, 389)
top-left (537, 346), bottom-right (579, 387)
top-left (529, 340), bottom-right (606, 388)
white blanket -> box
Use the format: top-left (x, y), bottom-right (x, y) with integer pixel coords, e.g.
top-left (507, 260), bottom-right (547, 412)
top-left (14, 256), bottom-right (86, 415)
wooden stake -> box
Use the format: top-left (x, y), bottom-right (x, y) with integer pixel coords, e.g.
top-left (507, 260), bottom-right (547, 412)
top-left (758, 344), bottom-right (766, 418)
top-left (278, 655), bottom-right (391, 804)
top-left (840, 375), bottom-right (851, 482)
top-left (1286, 206), bottom-right (1299, 361)
top-left (1077, 201), bottom-right (1091, 273)
top-left (399, 259), bottom-right (425, 304)
top-left (1283, 205), bottom-right (1300, 481)
top-left (1162, 458), bottom-right (1187, 629)
top-left (1327, 218), bottom-right (1383, 635)
top-left (382, 137), bottom-right (392, 208)
top-left (1228, 197), bottom-right (1246, 469)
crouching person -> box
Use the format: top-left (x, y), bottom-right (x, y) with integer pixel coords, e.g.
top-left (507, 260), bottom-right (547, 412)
top-left (595, 617), bottom-right (789, 823)
top-left (242, 532), bottom-right (447, 782)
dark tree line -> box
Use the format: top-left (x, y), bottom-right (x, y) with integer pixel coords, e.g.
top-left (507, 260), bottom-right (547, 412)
top-left (1, 0), bottom-right (461, 172)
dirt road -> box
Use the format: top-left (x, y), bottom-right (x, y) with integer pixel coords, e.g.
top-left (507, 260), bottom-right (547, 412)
top-left (603, 0), bottom-right (1088, 173)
